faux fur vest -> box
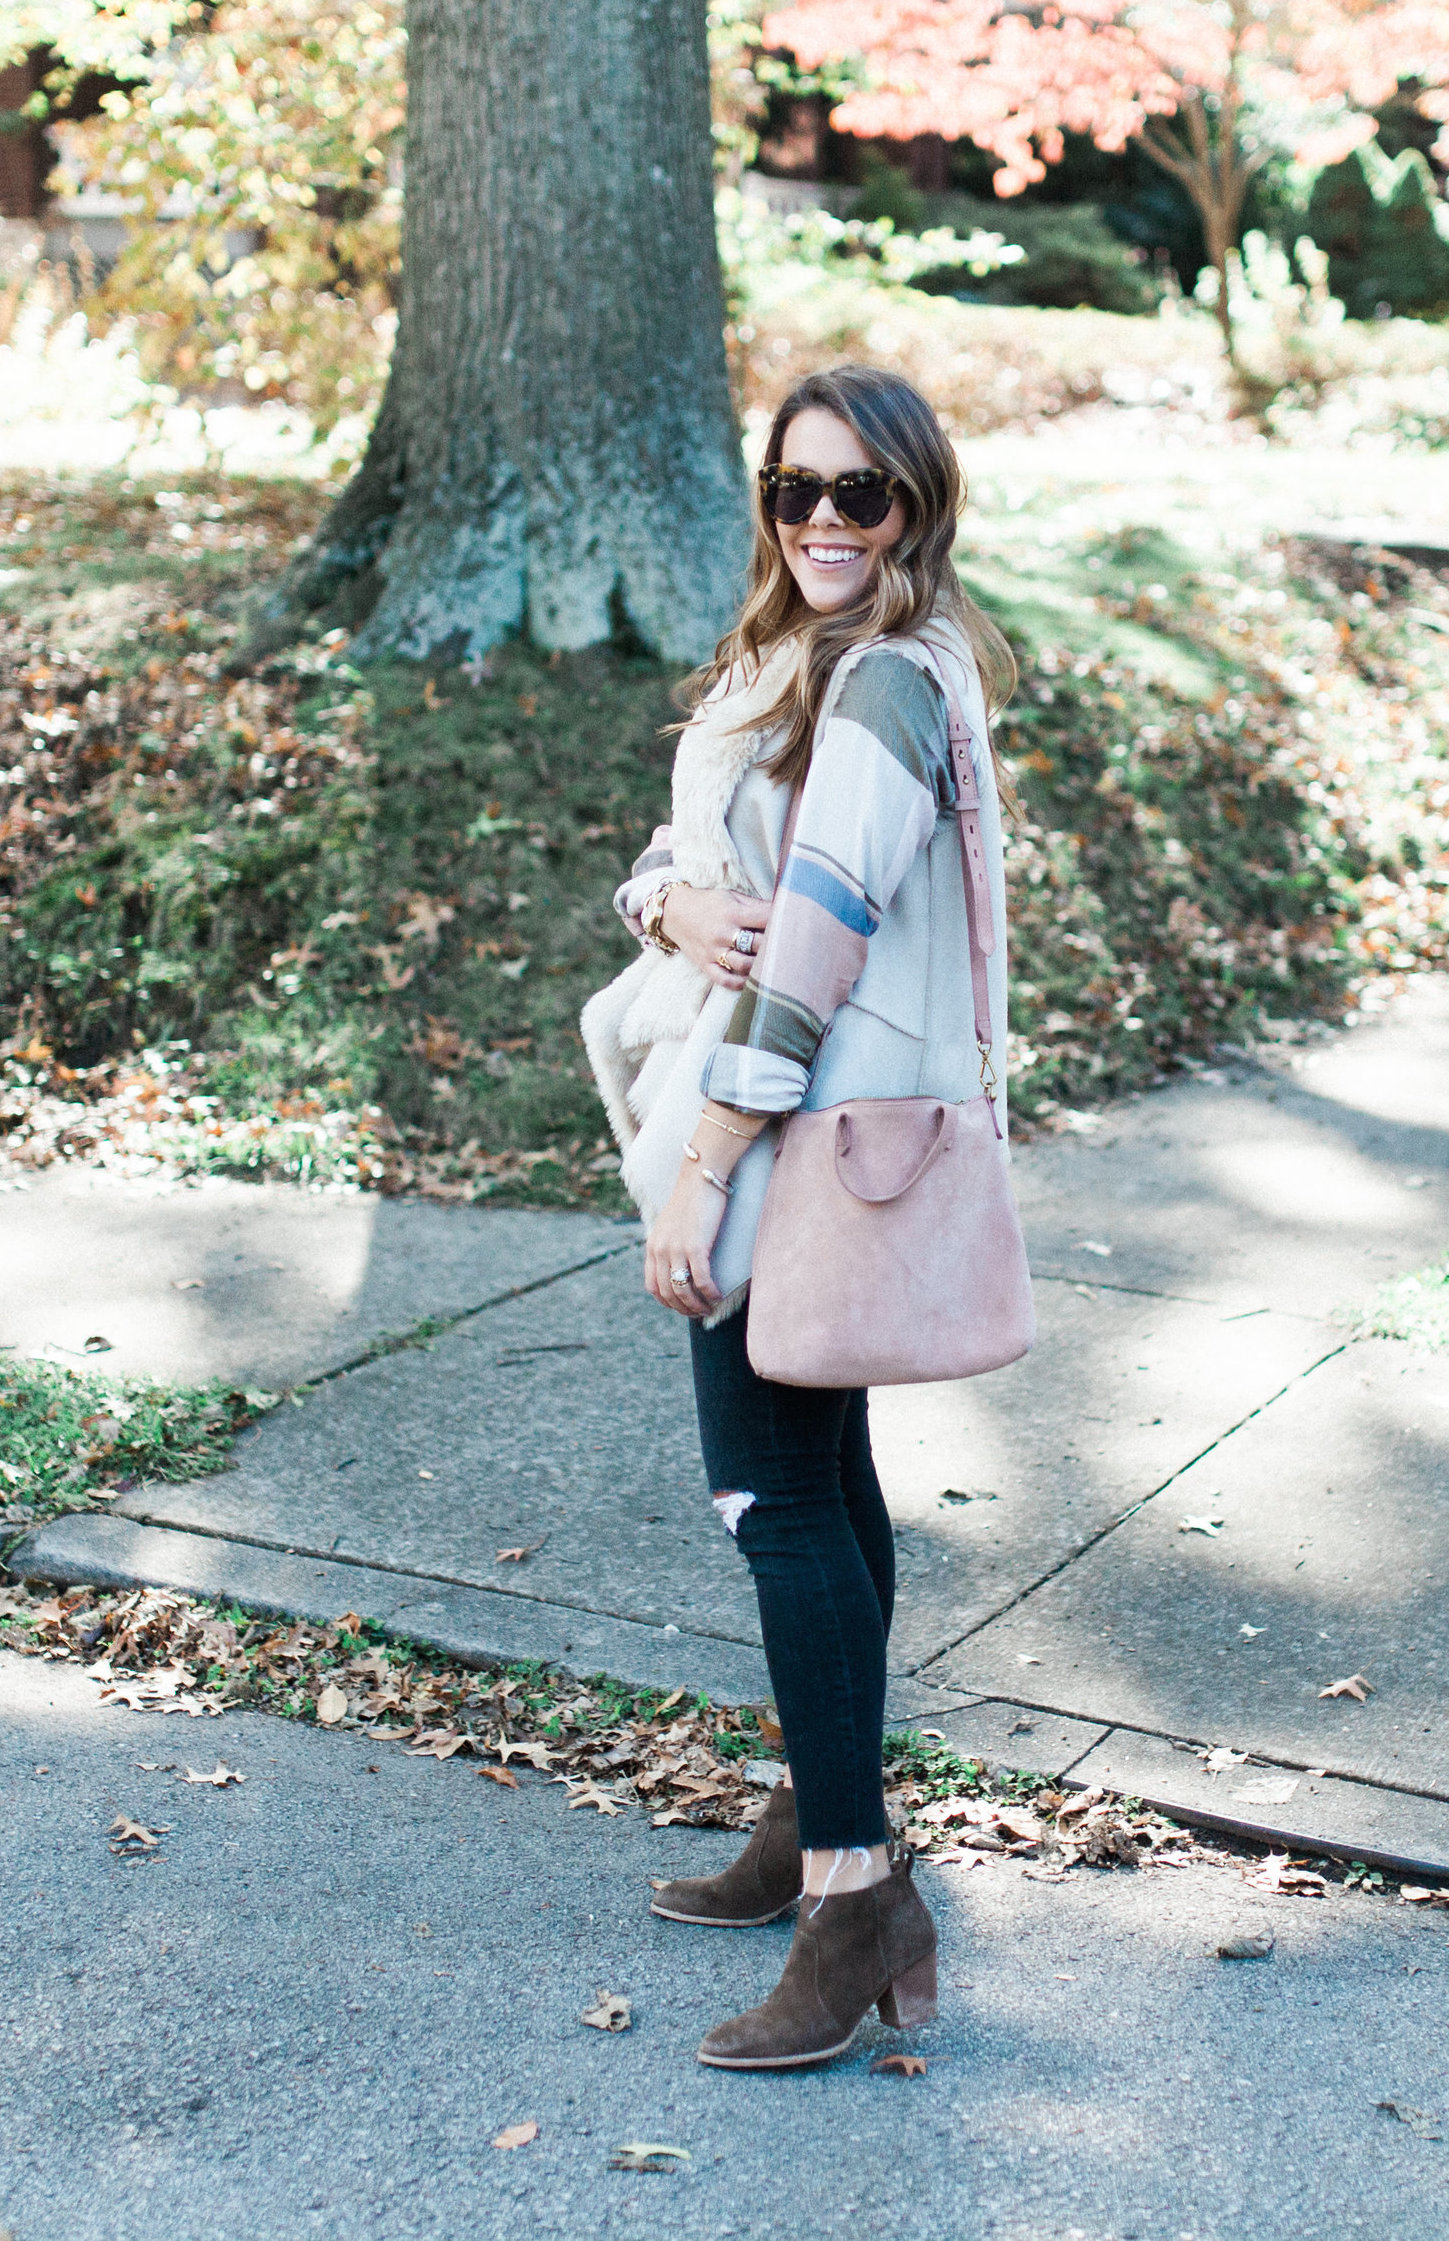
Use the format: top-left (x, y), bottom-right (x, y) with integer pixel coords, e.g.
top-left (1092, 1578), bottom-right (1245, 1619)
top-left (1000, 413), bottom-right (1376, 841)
top-left (579, 645), bottom-right (793, 1169)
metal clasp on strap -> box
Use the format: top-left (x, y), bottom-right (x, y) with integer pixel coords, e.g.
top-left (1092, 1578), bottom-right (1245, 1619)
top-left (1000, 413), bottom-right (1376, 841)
top-left (977, 1036), bottom-right (998, 1101)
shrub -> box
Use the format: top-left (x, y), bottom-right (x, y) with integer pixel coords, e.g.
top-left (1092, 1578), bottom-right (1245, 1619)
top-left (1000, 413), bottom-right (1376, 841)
top-left (920, 194), bottom-right (1162, 317)
top-left (1305, 144), bottom-right (1449, 323)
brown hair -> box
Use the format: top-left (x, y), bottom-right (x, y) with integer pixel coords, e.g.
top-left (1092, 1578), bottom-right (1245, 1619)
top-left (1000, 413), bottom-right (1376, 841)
top-left (682, 365), bottom-right (1017, 798)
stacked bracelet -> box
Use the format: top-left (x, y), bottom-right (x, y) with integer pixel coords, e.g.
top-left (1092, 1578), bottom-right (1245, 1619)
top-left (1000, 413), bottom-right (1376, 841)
top-left (640, 879), bottom-right (685, 954)
top-left (682, 1140), bottom-right (733, 1196)
top-left (701, 1110), bottom-right (752, 1141)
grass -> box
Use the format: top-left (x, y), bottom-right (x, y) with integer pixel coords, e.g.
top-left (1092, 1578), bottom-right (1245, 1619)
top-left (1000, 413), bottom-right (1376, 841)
top-left (1359, 1256), bottom-right (1449, 1349)
top-left (0, 1355), bottom-right (276, 1530)
top-left (1, 466), bottom-right (1445, 1191)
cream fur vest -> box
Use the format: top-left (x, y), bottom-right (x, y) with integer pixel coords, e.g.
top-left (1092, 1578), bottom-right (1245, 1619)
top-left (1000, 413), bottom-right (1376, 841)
top-left (579, 646), bottom-right (792, 1171)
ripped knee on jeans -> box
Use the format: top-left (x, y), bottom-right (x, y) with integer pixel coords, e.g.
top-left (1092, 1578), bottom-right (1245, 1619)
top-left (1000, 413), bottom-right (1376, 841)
top-left (712, 1489), bottom-right (757, 1537)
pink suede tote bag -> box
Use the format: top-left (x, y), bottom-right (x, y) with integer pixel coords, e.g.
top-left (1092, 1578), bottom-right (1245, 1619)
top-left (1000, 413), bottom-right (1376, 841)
top-left (745, 683), bottom-right (1035, 1389)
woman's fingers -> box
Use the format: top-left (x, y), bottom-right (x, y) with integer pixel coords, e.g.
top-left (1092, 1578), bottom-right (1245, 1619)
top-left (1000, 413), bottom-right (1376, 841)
top-left (689, 1243), bottom-right (721, 1308)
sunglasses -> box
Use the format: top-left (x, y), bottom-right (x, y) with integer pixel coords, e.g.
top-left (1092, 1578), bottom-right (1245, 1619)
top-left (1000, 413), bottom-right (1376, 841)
top-left (758, 463), bottom-right (900, 530)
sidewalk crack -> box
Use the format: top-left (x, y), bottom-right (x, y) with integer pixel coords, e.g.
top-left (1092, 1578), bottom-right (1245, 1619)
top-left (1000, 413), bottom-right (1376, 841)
top-left (291, 1235), bottom-right (640, 1391)
top-left (910, 1339), bottom-right (1351, 1679)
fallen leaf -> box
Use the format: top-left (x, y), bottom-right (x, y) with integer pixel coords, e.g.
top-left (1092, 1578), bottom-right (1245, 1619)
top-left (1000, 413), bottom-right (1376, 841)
top-left (171, 1278), bottom-right (205, 1292)
top-left (580, 1989), bottom-right (632, 2032)
top-left (651, 1808), bottom-right (693, 1827)
top-left (315, 1682), bottom-right (348, 1726)
top-left (495, 1540), bottom-right (545, 1564)
top-left (492, 2120), bottom-right (538, 2151)
top-left (1253, 1853), bottom-right (1328, 1896)
top-left (178, 1763), bottom-right (245, 1787)
top-left (566, 1783), bottom-right (623, 1816)
top-left (1378, 2100), bottom-right (1444, 2141)
top-left (1203, 1747), bottom-right (1249, 1774)
top-left (1180, 1515), bottom-right (1225, 1537)
top-left (1056, 1788), bottom-right (1103, 1823)
top-left (608, 2143), bottom-right (690, 2173)
top-left (1233, 1776), bottom-right (1299, 1805)
top-left (1399, 1887), bottom-right (1449, 1910)
top-left (108, 1816), bottom-right (168, 1853)
top-left (654, 1688), bottom-right (686, 1713)
top-left (871, 2053), bottom-right (928, 2077)
top-left (83, 1335), bottom-right (112, 1353)
top-left (489, 1736), bottom-right (556, 1769)
top-left (1217, 1933), bottom-right (1275, 1960)
top-left (405, 1732), bottom-right (470, 1760)
top-left (1319, 1674), bottom-right (1373, 1702)
top-left (1239, 1624), bottom-right (1265, 1639)
top-left (1014, 1653), bottom-right (1042, 1666)
top-left (478, 1765), bottom-right (519, 1788)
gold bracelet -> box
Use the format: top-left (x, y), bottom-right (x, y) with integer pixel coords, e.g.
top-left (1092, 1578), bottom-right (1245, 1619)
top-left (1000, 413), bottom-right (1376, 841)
top-left (640, 879), bottom-right (685, 954)
top-left (701, 1110), bottom-right (752, 1141)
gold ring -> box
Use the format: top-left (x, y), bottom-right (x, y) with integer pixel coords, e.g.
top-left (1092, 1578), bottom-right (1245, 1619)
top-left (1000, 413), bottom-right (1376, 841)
top-left (716, 950), bottom-right (737, 972)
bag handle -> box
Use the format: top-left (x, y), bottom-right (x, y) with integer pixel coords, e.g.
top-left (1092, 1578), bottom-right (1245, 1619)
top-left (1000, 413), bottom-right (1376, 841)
top-left (833, 1103), bottom-right (951, 1203)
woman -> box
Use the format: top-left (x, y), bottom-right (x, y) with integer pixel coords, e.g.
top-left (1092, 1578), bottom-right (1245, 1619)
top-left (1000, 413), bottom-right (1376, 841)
top-left (582, 364), bottom-right (1015, 2070)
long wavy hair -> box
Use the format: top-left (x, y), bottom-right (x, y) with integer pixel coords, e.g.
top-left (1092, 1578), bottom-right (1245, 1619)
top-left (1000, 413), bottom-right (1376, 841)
top-left (681, 365), bottom-right (1017, 799)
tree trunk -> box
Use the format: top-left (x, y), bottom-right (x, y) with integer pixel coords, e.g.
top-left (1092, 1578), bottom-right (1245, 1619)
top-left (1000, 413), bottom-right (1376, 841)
top-left (258, 0), bottom-right (749, 665)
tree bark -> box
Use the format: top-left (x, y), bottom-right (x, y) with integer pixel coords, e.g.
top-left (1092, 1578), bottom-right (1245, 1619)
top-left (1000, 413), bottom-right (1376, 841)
top-left (259, 0), bottom-right (749, 665)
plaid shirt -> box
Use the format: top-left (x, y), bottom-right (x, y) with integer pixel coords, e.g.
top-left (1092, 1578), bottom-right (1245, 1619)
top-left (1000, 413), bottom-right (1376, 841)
top-left (701, 649), bottom-right (953, 1115)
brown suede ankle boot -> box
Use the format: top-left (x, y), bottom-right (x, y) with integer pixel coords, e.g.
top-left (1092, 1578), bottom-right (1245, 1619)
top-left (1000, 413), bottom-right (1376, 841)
top-left (696, 1845), bottom-right (937, 2069)
top-left (650, 1779), bottom-right (802, 1927)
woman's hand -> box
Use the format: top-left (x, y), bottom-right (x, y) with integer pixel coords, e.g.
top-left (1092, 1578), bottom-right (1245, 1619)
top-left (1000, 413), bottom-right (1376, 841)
top-left (645, 1167), bottom-right (728, 1319)
top-left (661, 886), bottom-right (769, 992)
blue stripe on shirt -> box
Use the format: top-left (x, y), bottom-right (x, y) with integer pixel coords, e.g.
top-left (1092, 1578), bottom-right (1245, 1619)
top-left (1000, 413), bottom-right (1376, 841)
top-left (779, 851), bottom-right (878, 935)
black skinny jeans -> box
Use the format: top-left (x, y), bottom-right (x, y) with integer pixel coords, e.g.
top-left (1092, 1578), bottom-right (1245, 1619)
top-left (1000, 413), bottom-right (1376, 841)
top-left (689, 1307), bottom-right (895, 1851)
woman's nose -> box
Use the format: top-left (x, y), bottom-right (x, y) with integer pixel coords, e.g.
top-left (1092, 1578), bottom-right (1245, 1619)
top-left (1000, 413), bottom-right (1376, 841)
top-left (808, 493), bottom-right (845, 527)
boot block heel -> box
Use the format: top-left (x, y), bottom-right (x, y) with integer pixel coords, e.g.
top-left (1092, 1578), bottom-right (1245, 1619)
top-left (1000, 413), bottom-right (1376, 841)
top-left (878, 1949), bottom-right (937, 2028)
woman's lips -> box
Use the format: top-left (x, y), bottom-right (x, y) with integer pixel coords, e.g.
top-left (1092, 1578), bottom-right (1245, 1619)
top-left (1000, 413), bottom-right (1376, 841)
top-left (802, 544), bottom-right (864, 568)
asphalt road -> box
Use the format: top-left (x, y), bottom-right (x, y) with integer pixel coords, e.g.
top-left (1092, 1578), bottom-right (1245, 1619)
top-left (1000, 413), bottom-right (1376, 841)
top-left (4, 1649), bottom-right (1447, 2241)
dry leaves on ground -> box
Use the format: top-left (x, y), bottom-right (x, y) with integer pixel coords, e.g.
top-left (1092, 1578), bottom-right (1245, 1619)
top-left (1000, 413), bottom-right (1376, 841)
top-left (0, 1579), bottom-right (1382, 1901)
top-left (1319, 1674), bottom-right (1374, 1702)
top-left (897, 1782), bottom-right (1171, 1876)
top-left (0, 1583), bottom-right (788, 1833)
top-left (1217, 1933), bottom-right (1275, 1960)
top-left (872, 2053), bottom-right (928, 2078)
top-left (177, 1763), bottom-right (245, 1787)
top-left (1251, 1853), bottom-right (1330, 1896)
top-left (1400, 1887), bottom-right (1449, 1909)
top-left (491, 2121), bottom-right (538, 2152)
top-left (580, 1990), bottom-right (632, 2033)
top-left (109, 1816), bottom-right (168, 1854)
top-left (1377, 2100), bottom-right (1444, 2140)
top-left (608, 2143), bottom-right (690, 2173)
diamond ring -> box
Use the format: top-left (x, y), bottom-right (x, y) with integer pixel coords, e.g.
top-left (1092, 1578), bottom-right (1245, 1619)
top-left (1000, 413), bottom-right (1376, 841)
top-left (669, 1265), bottom-right (691, 1287)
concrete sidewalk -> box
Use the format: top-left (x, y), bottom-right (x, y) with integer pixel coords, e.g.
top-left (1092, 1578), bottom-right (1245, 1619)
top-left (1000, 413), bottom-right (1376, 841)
top-left (8, 978), bottom-right (1449, 1871)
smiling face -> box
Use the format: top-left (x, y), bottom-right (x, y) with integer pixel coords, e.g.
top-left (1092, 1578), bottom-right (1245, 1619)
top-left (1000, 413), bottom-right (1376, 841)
top-left (771, 406), bottom-right (908, 615)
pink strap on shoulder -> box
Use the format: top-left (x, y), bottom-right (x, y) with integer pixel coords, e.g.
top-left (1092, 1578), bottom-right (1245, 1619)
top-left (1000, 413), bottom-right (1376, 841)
top-left (928, 652), bottom-right (1000, 1114)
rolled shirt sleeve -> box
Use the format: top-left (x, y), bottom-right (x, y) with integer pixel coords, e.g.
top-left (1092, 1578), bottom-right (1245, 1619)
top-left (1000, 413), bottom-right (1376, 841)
top-left (613, 825), bottom-right (675, 939)
top-left (701, 650), bottom-right (950, 1115)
